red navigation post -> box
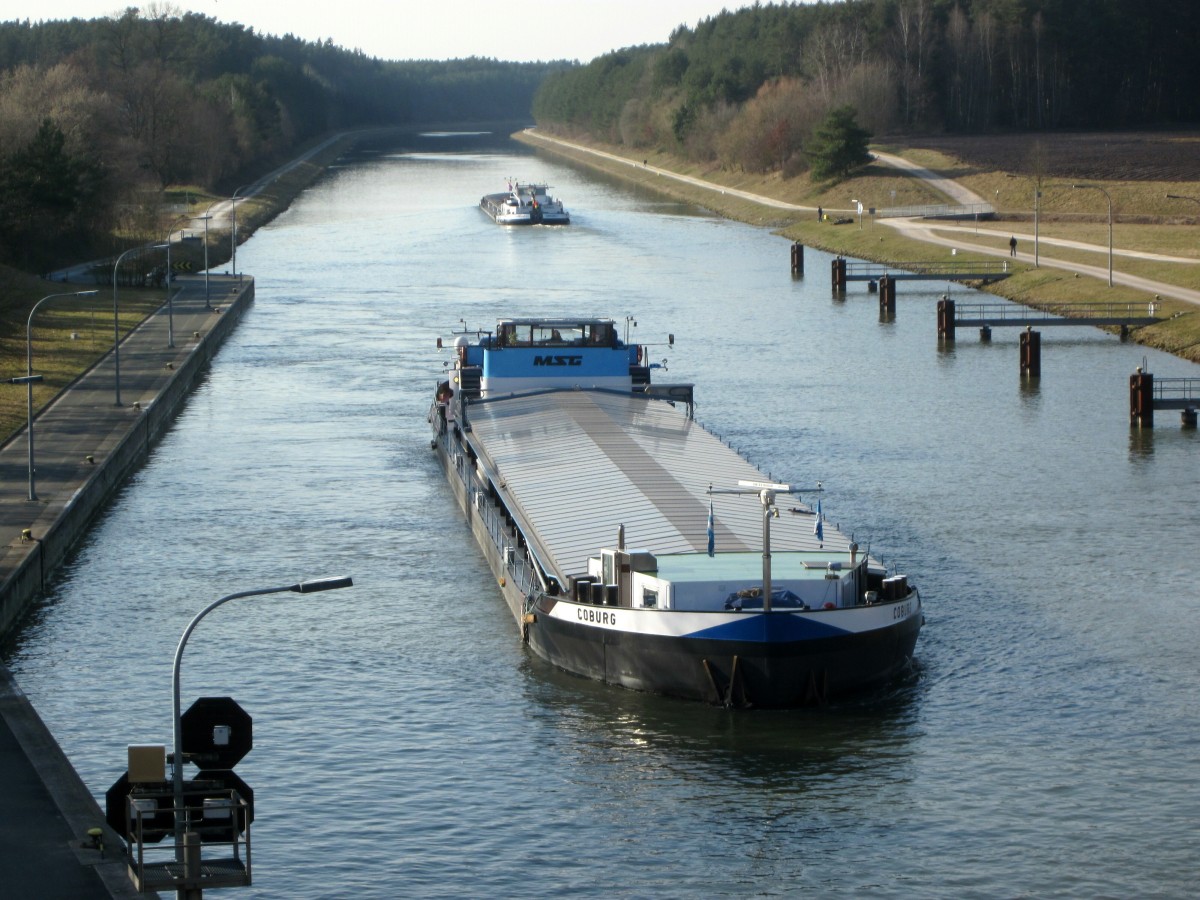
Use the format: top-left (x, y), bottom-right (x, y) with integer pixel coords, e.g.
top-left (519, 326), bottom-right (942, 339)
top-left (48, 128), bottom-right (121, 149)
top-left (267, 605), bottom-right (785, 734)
top-left (937, 296), bottom-right (956, 341)
top-left (831, 257), bottom-right (846, 293)
top-left (878, 275), bottom-right (896, 317)
top-left (1129, 367), bottom-right (1154, 427)
top-left (1020, 326), bottom-right (1041, 377)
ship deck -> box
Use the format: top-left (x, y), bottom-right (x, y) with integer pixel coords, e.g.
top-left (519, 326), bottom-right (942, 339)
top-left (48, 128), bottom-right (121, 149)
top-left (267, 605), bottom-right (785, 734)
top-left (461, 389), bottom-right (846, 581)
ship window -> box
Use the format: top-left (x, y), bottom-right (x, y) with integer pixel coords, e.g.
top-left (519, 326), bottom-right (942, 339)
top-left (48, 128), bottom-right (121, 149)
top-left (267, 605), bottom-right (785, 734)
top-left (499, 324), bottom-right (533, 346)
top-left (642, 589), bottom-right (658, 608)
top-left (586, 322), bottom-right (615, 346)
top-left (533, 325), bottom-right (566, 345)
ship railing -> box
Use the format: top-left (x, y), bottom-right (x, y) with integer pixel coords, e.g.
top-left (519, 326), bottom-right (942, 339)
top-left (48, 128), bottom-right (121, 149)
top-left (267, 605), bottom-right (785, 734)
top-left (471, 480), bottom-right (539, 596)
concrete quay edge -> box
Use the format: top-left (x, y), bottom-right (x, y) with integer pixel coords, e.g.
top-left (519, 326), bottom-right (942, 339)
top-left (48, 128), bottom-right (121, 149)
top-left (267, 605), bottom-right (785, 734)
top-left (0, 273), bottom-right (255, 898)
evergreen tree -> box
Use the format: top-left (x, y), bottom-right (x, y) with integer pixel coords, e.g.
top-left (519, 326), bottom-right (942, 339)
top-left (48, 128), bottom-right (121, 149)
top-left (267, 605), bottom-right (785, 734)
top-left (805, 105), bottom-right (871, 181)
top-left (0, 119), bottom-right (103, 269)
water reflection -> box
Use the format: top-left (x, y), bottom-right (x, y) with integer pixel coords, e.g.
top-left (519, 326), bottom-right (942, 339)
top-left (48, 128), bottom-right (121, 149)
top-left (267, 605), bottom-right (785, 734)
top-left (519, 655), bottom-right (922, 788)
top-left (1128, 425), bottom-right (1156, 457)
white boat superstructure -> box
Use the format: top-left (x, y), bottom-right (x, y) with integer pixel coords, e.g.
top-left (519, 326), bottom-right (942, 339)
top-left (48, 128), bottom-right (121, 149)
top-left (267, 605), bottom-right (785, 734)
top-left (479, 182), bottom-right (569, 225)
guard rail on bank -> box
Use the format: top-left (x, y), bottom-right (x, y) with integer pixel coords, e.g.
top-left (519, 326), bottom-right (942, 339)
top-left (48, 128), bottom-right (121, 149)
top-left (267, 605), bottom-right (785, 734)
top-left (876, 203), bottom-right (996, 220)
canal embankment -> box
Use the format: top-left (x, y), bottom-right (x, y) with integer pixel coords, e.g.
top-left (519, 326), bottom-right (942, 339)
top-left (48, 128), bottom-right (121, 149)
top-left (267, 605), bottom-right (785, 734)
top-left (517, 129), bottom-right (1200, 364)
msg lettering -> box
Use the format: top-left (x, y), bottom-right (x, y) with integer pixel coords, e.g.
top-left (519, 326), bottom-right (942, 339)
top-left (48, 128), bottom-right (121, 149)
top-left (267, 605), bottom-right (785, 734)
top-left (893, 602), bottom-right (912, 620)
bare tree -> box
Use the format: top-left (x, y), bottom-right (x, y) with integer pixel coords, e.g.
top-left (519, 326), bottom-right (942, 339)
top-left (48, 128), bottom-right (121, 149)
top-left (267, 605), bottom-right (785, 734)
top-left (805, 19), bottom-right (868, 105)
top-left (975, 10), bottom-right (997, 127)
top-left (892, 0), bottom-right (933, 128)
top-left (0, 63), bottom-right (111, 161)
top-left (839, 61), bottom-right (899, 137)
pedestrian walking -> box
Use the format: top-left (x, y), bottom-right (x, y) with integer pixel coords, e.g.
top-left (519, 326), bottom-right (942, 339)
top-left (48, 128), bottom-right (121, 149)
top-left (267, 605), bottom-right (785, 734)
top-left (818, 206), bottom-right (823, 222)
top-left (1009, 235), bottom-right (1017, 256)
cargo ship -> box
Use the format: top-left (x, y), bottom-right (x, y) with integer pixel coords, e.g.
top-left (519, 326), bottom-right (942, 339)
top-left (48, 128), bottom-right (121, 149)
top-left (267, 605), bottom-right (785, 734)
top-left (428, 316), bottom-right (922, 707)
top-left (479, 182), bottom-right (569, 225)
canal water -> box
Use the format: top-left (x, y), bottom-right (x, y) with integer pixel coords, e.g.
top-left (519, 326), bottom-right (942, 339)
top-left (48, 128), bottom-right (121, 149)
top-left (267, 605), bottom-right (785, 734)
top-left (4, 131), bottom-right (1199, 898)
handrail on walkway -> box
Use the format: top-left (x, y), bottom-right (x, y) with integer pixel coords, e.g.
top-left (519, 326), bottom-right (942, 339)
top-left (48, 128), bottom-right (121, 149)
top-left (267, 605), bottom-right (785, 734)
top-left (1153, 377), bottom-right (1200, 403)
top-left (876, 202), bottom-right (996, 219)
top-left (845, 260), bottom-right (1012, 275)
top-left (951, 301), bottom-right (1161, 323)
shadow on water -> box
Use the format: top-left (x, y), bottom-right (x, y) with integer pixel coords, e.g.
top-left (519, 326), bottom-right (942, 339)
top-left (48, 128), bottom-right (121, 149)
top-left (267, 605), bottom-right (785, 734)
top-left (517, 652), bottom-right (924, 787)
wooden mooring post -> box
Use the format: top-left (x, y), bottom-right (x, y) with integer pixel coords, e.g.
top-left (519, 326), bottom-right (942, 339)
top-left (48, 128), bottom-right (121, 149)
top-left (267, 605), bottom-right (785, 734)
top-left (831, 257), bottom-right (846, 293)
top-left (1020, 326), bottom-right (1041, 377)
top-left (790, 242), bottom-right (804, 274)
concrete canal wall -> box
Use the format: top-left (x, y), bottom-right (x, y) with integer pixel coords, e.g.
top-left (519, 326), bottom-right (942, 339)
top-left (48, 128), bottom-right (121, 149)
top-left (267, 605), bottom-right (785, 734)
top-left (0, 278), bottom-right (254, 641)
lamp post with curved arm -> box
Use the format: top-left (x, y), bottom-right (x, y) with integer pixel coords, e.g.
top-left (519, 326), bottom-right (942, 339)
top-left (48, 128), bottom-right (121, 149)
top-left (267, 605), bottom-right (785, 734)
top-left (113, 246), bottom-right (145, 405)
top-left (1072, 183), bottom-right (1113, 286)
top-left (230, 186), bottom-right (252, 279)
top-left (170, 575), bottom-right (354, 860)
top-left (113, 243), bottom-right (168, 405)
top-left (163, 215), bottom-right (189, 349)
top-left (200, 201), bottom-right (221, 310)
top-left (23, 290), bottom-right (99, 500)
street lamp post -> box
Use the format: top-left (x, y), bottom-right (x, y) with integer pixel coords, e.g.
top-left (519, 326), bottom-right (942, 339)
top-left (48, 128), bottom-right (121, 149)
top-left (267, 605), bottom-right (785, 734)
top-left (230, 186), bottom-right (251, 279)
top-left (111, 246), bottom-right (142, 406)
top-left (113, 244), bottom-right (169, 405)
top-left (163, 216), bottom-right (189, 349)
top-left (1034, 185), bottom-right (1041, 268)
top-left (199, 208), bottom-right (215, 310)
top-left (22, 290), bottom-right (99, 500)
top-left (1072, 183), bottom-right (1113, 286)
top-left (200, 195), bottom-right (241, 309)
top-left (1006, 174), bottom-right (1043, 267)
top-left (170, 575), bottom-right (353, 865)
